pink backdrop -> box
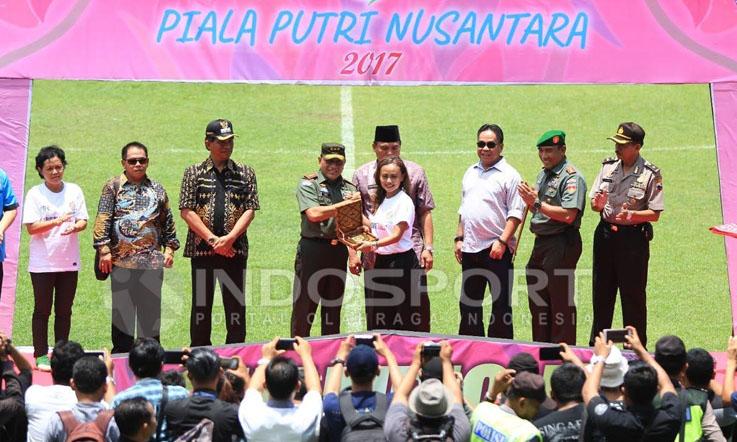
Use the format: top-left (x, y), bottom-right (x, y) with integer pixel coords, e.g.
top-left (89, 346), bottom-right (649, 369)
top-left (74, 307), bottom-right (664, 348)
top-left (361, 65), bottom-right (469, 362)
top-left (1, 0), bottom-right (737, 334)
top-left (0, 79), bottom-right (31, 337)
top-left (0, 0), bottom-right (736, 83)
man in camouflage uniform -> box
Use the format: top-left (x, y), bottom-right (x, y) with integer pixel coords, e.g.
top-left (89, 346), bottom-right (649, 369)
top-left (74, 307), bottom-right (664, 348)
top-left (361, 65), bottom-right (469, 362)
top-left (589, 122), bottom-right (663, 347)
top-left (291, 143), bottom-right (359, 337)
top-left (518, 130), bottom-right (586, 344)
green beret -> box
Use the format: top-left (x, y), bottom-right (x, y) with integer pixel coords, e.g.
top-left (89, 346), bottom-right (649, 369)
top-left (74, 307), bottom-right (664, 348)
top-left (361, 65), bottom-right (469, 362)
top-left (536, 130), bottom-right (566, 147)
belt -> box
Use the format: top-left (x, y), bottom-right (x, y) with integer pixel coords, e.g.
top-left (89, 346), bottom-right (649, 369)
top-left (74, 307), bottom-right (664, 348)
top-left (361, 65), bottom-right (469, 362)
top-left (301, 236), bottom-right (339, 246)
top-left (600, 220), bottom-right (643, 232)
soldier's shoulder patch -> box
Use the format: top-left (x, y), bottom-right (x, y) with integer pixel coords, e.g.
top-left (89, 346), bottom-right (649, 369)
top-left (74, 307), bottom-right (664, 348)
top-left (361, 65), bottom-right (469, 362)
top-left (566, 165), bottom-right (578, 175)
top-left (643, 161), bottom-right (660, 174)
top-left (303, 173), bottom-right (318, 180)
top-left (602, 156), bottom-right (618, 164)
top-left (564, 176), bottom-right (578, 194)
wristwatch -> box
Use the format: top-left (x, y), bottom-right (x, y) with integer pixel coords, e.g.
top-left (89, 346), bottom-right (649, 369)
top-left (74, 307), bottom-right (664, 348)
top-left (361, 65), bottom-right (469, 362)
top-left (424, 245), bottom-right (434, 254)
top-left (589, 355), bottom-right (606, 365)
top-left (532, 200), bottom-right (542, 213)
top-left (329, 358), bottom-right (346, 367)
top-left (257, 357), bottom-right (271, 366)
top-left (454, 235), bottom-right (464, 243)
top-left (207, 236), bottom-right (217, 245)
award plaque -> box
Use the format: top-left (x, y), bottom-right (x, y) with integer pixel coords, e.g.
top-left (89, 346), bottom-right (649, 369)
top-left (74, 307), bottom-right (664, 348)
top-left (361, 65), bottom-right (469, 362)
top-left (334, 197), bottom-right (377, 247)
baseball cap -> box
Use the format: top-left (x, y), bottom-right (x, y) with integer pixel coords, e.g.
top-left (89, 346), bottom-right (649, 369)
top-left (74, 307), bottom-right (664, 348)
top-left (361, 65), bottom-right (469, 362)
top-left (509, 371), bottom-right (546, 402)
top-left (508, 352), bottom-right (539, 375)
top-left (536, 130), bottom-right (566, 148)
top-left (608, 122), bottom-right (645, 145)
top-left (655, 335), bottom-right (686, 373)
top-left (374, 125), bottom-right (401, 143)
top-left (408, 378), bottom-right (454, 418)
top-left (345, 344), bottom-right (378, 378)
top-left (588, 345), bottom-right (629, 388)
top-left (321, 143), bottom-right (346, 161)
top-left (205, 119), bottom-right (237, 140)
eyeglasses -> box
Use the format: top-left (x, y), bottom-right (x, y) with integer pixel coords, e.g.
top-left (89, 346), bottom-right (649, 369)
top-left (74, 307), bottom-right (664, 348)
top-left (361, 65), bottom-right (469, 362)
top-left (126, 158), bottom-right (149, 165)
top-left (476, 141), bottom-right (498, 149)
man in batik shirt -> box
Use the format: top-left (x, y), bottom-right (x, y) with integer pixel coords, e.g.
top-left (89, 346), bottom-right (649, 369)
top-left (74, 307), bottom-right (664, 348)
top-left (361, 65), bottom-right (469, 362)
top-left (94, 142), bottom-right (179, 354)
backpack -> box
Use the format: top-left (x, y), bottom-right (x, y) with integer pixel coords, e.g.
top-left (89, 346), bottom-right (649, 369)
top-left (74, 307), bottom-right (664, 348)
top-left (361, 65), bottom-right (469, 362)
top-left (173, 418), bottom-right (214, 442)
top-left (58, 409), bottom-right (114, 442)
top-left (408, 416), bottom-right (455, 442)
top-left (338, 390), bottom-right (388, 442)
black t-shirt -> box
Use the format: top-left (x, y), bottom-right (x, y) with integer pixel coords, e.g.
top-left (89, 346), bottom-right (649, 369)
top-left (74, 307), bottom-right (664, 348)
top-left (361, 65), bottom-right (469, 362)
top-left (164, 391), bottom-right (244, 442)
top-left (585, 392), bottom-right (681, 442)
top-left (534, 403), bottom-right (584, 441)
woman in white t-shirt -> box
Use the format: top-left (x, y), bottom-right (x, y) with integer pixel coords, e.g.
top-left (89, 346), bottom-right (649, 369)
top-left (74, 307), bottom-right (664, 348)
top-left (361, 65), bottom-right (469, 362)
top-left (22, 146), bottom-right (88, 371)
top-left (357, 156), bottom-right (420, 330)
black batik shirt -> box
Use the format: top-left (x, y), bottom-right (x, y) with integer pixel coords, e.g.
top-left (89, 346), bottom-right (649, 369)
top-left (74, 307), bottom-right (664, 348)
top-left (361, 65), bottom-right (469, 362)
top-left (179, 157), bottom-right (259, 258)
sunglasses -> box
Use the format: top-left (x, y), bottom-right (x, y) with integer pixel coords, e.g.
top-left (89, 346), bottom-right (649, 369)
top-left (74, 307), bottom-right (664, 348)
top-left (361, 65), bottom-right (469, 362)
top-left (126, 158), bottom-right (149, 165)
top-left (476, 141), bottom-right (498, 149)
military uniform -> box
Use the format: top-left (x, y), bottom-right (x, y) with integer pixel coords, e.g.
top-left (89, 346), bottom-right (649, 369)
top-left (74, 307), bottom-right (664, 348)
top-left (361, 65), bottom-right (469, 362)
top-left (291, 167), bottom-right (357, 337)
top-left (589, 154), bottom-right (663, 346)
top-left (526, 131), bottom-right (586, 345)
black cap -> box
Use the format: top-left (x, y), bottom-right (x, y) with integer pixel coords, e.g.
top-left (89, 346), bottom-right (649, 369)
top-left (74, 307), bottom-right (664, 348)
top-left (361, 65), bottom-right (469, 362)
top-left (655, 335), bottom-right (687, 375)
top-left (510, 372), bottom-right (546, 402)
top-left (608, 122), bottom-right (645, 145)
top-left (205, 119), bottom-right (236, 140)
top-left (321, 143), bottom-right (346, 161)
top-left (508, 352), bottom-right (539, 375)
top-left (374, 125), bottom-right (401, 143)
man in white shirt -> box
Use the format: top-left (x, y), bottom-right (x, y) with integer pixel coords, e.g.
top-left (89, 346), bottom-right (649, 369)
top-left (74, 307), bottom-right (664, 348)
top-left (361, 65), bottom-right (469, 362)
top-left (239, 337), bottom-right (322, 441)
top-left (25, 340), bottom-right (83, 441)
top-left (455, 124), bottom-right (526, 338)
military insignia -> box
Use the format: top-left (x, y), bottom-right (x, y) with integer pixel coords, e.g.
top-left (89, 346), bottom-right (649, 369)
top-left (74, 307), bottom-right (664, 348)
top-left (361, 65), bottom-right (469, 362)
top-left (602, 157), bottom-right (618, 164)
top-left (594, 403), bottom-right (609, 416)
top-left (618, 127), bottom-right (624, 134)
top-left (303, 173), bottom-right (318, 180)
top-left (566, 165), bottom-right (577, 174)
top-left (552, 135), bottom-right (559, 144)
top-left (655, 176), bottom-right (663, 191)
top-left (565, 177), bottom-right (577, 194)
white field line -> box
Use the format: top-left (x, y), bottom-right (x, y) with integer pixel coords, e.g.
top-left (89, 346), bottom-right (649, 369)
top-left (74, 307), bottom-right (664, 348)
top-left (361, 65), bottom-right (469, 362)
top-left (340, 86), bottom-right (363, 333)
top-left (153, 144), bottom-right (714, 156)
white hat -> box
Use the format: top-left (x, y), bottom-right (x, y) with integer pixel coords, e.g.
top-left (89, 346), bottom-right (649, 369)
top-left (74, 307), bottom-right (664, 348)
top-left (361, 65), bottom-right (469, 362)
top-left (588, 346), bottom-right (628, 388)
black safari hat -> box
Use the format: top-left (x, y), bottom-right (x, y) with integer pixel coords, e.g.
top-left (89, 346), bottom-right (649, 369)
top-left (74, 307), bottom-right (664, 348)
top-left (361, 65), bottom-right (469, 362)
top-left (205, 119), bottom-right (237, 140)
top-left (374, 125), bottom-right (401, 143)
top-left (608, 122), bottom-right (645, 145)
top-left (321, 143), bottom-right (346, 161)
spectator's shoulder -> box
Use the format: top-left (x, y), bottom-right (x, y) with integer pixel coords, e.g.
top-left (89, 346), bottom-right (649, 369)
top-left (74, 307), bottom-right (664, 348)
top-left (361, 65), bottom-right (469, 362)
top-left (322, 392), bottom-right (339, 411)
top-left (167, 385), bottom-right (190, 400)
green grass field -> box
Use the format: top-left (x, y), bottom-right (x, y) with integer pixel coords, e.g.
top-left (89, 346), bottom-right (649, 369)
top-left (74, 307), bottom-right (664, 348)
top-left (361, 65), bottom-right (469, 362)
top-left (11, 80), bottom-right (730, 352)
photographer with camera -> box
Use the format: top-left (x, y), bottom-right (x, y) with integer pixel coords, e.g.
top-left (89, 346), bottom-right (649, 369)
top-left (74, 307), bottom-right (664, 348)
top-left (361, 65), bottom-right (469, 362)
top-left (384, 341), bottom-right (470, 442)
top-left (239, 337), bottom-right (322, 441)
top-left (163, 348), bottom-right (245, 441)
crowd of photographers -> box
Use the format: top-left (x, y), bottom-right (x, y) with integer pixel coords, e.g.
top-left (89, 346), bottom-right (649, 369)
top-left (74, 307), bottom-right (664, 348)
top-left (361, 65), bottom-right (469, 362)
top-left (1, 327), bottom-right (737, 441)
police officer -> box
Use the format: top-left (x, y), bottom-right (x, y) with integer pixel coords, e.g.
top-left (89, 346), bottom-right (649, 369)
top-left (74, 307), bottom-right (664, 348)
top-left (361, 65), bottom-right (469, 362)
top-left (518, 130), bottom-right (586, 344)
top-left (291, 143), bottom-right (359, 337)
top-left (589, 122), bottom-right (663, 347)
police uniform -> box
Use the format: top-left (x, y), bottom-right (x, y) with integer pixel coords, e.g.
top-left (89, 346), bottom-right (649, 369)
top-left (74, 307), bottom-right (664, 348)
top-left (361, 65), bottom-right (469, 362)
top-left (526, 130), bottom-right (586, 345)
top-left (585, 393), bottom-right (681, 440)
top-left (290, 144), bottom-right (357, 337)
top-left (589, 123), bottom-right (664, 347)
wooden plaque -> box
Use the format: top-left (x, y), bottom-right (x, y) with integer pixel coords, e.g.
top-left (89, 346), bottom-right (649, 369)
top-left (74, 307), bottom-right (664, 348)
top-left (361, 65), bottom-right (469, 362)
top-left (334, 197), bottom-right (377, 247)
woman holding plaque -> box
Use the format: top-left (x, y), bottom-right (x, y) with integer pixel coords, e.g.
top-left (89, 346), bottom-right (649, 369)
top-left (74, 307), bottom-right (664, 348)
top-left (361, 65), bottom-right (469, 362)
top-left (22, 146), bottom-right (88, 371)
top-left (357, 156), bottom-right (421, 330)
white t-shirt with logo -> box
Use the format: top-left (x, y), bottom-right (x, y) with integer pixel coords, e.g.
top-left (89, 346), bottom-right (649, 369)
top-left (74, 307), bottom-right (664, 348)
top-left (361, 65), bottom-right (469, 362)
top-left (22, 182), bottom-right (88, 273)
top-left (369, 190), bottom-right (415, 255)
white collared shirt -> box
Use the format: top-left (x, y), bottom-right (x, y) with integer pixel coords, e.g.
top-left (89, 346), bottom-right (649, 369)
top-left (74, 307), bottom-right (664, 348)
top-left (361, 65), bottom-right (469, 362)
top-left (458, 158), bottom-right (526, 253)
